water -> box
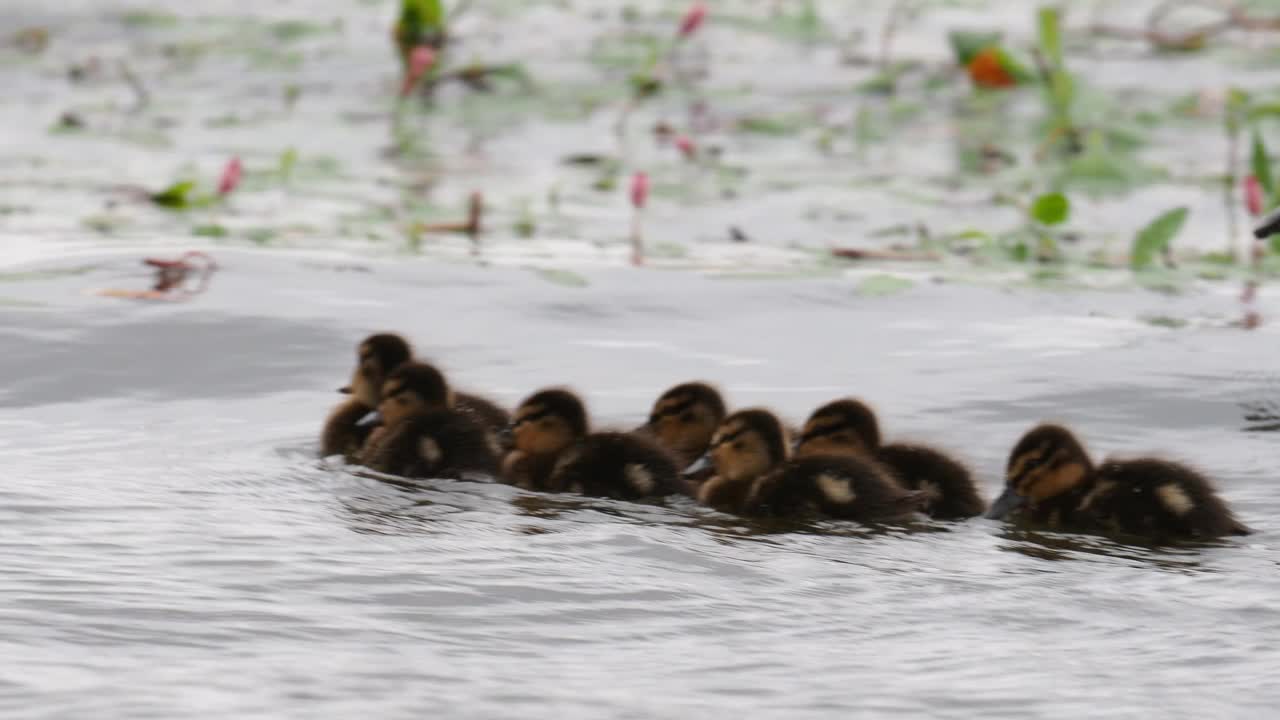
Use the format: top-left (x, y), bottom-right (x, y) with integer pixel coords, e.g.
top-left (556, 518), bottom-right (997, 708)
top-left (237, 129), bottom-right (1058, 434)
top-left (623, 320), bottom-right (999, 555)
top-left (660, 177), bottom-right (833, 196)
top-left (3, 0), bottom-right (1280, 717)
top-left (2, 252), bottom-right (1277, 718)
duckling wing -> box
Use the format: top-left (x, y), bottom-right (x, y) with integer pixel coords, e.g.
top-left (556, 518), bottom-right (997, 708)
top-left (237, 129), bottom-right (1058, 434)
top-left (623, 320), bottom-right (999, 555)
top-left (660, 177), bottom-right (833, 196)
top-left (759, 456), bottom-right (923, 522)
top-left (1087, 459), bottom-right (1250, 539)
top-left (321, 398), bottom-right (374, 459)
top-left (455, 391), bottom-right (510, 432)
top-left (878, 443), bottom-right (986, 519)
top-left (549, 432), bottom-right (682, 500)
top-left (364, 411), bottom-right (500, 480)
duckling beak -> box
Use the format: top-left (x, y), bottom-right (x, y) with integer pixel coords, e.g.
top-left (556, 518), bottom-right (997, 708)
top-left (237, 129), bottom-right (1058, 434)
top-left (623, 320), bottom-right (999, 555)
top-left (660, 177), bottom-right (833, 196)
top-left (985, 487), bottom-right (1025, 520)
top-left (338, 386), bottom-right (352, 394)
top-left (683, 452), bottom-right (712, 477)
top-left (355, 410), bottom-right (383, 428)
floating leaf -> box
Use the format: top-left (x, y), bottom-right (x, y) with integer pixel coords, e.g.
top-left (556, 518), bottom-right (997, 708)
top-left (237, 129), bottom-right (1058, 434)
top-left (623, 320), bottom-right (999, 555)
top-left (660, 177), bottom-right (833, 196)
top-left (1030, 192), bottom-right (1070, 226)
top-left (150, 180), bottom-right (196, 209)
top-left (856, 274), bottom-right (914, 297)
top-left (535, 268), bottom-right (589, 287)
top-left (192, 224), bottom-right (228, 238)
top-left (1131, 207), bottom-right (1189, 270)
top-left (279, 147), bottom-right (298, 182)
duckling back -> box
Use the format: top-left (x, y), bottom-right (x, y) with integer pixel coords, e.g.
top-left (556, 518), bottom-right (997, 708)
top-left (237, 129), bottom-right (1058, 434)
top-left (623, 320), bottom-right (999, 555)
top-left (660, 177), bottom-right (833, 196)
top-left (547, 432), bottom-right (683, 500)
top-left (1082, 459), bottom-right (1250, 539)
top-left (877, 443), bottom-right (986, 519)
top-left (321, 398), bottom-right (374, 460)
top-left (747, 455), bottom-right (926, 522)
top-left (358, 408), bottom-right (500, 480)
top-left (455, 391), bottom-right (510, 432)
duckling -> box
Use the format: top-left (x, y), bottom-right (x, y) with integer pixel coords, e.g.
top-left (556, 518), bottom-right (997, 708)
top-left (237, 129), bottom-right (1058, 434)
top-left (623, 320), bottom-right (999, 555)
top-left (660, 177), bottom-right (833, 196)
top-left (320, 333), bottom-right (509, 458)
top-left (321, 333), bottom-right (411, 459)
top-left (988, 424), bottom-right (1251, 540)
top-left (355, 361), bottom-right (501, 479)
top-left (700, 408), bottom-right (925, 521)
top-left (641, 381), bottom-right (727, 475)
top-left (503, 388), bottom-right (683, 499)
top-left (795, 399), bottom-right (985, 519)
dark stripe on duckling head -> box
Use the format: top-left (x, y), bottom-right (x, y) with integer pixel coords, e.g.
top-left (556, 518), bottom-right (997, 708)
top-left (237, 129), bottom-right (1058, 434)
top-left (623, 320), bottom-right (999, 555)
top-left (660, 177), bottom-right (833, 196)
top-left (359, 333), bottom-right (412, 372)
top-left (713, 409), bottom-right (788, 465)
top-left (805, 398), bottom-right (881, 449)
top-left (385, 361), bottom-right (451, 407)
top-left (515, 388), bottom-right (588, 437)
top-left (1002, 423), bottom-right (1094, 505)
top-left (651, 382), bottom-right (726, 424)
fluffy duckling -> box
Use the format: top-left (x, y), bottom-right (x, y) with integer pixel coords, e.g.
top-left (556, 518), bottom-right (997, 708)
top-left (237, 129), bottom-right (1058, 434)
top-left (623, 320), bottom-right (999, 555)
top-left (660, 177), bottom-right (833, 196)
top-left (320, 333), bottom-right (509, 458)
top-left (355, 361), bottom-right (501, 479)
top-left (987, 424), bottom-right (1250, 540)
top-left (321, 333), bottom-right (411, 459)
top-left (795, 399), bottom-right (985, 519)
top-left (503, 388), bottom-right (682, 499)
top-left (642, 381), bottom-right (728, 473)
top-left (700, 408), bottom-right (925, 521)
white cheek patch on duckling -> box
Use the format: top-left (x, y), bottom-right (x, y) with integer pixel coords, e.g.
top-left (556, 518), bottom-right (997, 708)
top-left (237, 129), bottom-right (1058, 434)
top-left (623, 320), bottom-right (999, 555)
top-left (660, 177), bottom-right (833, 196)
top-left (816, 473), bottom-right (857, 504)
top-left (418, 437), bottom-right (443, 465)
top-left (624, 464), bottom-right (656, 495)
top-left (1157, 484), bottom-right (1195, 516)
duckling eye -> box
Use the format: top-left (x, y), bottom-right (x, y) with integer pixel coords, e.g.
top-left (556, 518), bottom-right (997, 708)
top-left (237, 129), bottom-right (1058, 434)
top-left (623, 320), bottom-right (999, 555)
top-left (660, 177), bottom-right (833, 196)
top-left (680, 412), bottom-right (696, 423)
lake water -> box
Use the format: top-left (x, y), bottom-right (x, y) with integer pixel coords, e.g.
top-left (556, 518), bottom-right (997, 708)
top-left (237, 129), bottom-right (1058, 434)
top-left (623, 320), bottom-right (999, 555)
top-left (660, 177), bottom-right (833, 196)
top-left (2, 1), bottom-right (1279, 718)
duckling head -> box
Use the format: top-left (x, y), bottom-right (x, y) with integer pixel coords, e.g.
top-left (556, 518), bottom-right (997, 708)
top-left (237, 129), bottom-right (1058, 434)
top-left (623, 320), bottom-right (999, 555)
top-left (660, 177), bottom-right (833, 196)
top-left (794, 398), bottom-right (880, 459)
top-left (987, 423), bottom-right (1094, 519)
top-left (644, 382), bottom-right (727, 466)
top-left (341, 333), bottom-right (412, 408)
top-left (510, 388), bottom-right (588, 457)
top-left (709, 408), bottom-right (789, 483)
top-left (369, 361), bottom-right (453, 427)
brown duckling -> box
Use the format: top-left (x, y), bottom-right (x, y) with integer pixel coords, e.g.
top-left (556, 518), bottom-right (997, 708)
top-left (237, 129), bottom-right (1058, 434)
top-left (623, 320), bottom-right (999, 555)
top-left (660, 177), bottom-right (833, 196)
top-left (641, 381), bottom-right (727, 476)
top-left (795, 399), bottom-right (985, 520)
top-left (320, 333), bottom-right (509, 458)
top-left (355, 361), bottom-right (501, 480)
top-left (503, 388), bottom-right (683, 499)
top-left (321, 333), bottom-right (411, 459)
top-left (700, 408), bottom-right (925, 521)
top-left (988, 424), bottom-right (1251, 540)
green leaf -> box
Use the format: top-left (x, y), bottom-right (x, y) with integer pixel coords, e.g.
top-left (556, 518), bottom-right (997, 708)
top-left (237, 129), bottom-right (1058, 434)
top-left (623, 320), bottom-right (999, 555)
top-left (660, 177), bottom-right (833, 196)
top-left (1251, 130), bottom-right (1275, 200)
top-left (856, 274), bottom-right (914, 297)
top-left (279, 147), bottom-right (298, 182)
top-left (534, 268), bottom-right (589, 288)
top-left (192, 224), bottom-right (228, 238)
top-left (1038, 7), bottom-right (1064, 69)
top-left (150, 180), bottom-right (195, 209)
top-left (948, 30), bottom-right (1003, 65)
top-left (1030, 192), bottom-right (1070, 226)
top-left (1131, 207), bottom-right (1189, 270)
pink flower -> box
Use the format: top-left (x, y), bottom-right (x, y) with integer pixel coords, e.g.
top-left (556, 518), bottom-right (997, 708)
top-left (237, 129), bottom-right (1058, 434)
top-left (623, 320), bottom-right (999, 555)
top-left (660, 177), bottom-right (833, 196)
top-left (674, 135), bottom-right (696, 160)
top-left (630, 172), bottom-right (649, 209)
top-left (217, 156), bottom-right (242, 196)
top-left (1245, 175), bottom-right (1265, 217)
top-left (400, 46), bottom-right (436, 98)
top-left (677, 3), bottom-right (707, 39)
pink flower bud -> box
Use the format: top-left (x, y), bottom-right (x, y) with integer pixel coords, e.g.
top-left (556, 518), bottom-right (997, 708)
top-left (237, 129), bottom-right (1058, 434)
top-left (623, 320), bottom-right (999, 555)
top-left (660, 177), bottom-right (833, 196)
top-left (630, 172), bottom-right (649, 209)
top-left (677, 3), bottom-right (707, 39)
top-left (401, 46), bottom-right (436, 98)
top-left (674, 135), bottom-right (696, 160)
top-left (217, 156), bottom-right (242, 196)
top-left (1245, 175), bottom-right (1265, 217)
